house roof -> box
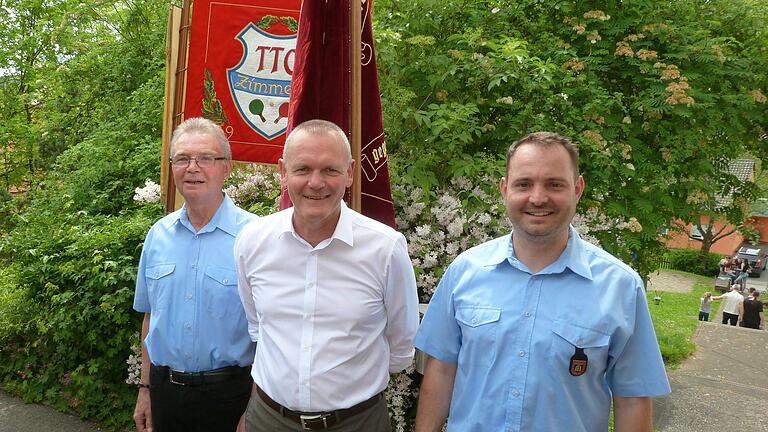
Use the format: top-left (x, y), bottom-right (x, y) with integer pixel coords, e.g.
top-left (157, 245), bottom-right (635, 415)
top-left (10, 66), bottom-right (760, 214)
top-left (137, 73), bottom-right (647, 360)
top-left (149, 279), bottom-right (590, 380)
top-left (716, 159), bottom-right (755, 208)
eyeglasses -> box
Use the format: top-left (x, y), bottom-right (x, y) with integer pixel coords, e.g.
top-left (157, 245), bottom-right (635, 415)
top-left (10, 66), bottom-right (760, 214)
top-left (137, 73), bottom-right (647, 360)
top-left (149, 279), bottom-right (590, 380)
top-left (170, 155), bottom-right (227, 168)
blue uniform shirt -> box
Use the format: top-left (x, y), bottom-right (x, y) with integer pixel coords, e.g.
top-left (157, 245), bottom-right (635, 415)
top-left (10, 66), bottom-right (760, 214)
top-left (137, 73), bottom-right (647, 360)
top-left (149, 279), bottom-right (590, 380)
top-left (133, 195), bottom-right (256, 372)
top-left (415, 227), bottom-right (670, 432)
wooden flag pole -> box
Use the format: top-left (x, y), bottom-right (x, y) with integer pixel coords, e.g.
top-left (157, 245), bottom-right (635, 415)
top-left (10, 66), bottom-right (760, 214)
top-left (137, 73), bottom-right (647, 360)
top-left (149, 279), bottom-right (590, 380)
top-left (164, 0), bottom-right (194, 213)
top-left (349, 0), bottom-right (362, 212)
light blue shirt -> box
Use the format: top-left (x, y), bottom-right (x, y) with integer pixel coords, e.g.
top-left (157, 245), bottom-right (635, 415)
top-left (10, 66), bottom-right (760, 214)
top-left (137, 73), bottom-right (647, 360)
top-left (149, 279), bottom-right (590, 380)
top-left (133, 195), bottom-right (256, 372)
top-left (415, 227), bottom-right (671, 432)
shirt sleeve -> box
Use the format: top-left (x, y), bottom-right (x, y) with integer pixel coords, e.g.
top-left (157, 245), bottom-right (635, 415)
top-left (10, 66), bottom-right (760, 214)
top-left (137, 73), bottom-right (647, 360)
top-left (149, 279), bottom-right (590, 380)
top-left (234, 229), bottom-right (260, 343)
top-left (607, 284), bottom-right (671, 397)
top-left (383, 234), bottom-right (420, 373)
top-left (133, 229), bottom-right (153, 313)
top-left (413, 260), bottom-right (461, 365)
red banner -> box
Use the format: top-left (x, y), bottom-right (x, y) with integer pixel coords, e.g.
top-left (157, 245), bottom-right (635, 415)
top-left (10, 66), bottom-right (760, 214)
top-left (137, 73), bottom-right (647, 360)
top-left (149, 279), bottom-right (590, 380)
top-left (284, 0), bottom-right (396, 227)
top-left (184, 0), bottom-right (302, 164)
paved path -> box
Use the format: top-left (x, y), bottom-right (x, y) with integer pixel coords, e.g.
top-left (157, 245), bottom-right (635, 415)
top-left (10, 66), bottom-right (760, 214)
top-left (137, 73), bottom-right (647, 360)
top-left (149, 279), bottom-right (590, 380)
top-left (0, 389), bottom-right (101, 432)
top-left (654, 322), bottom-right (768, 432)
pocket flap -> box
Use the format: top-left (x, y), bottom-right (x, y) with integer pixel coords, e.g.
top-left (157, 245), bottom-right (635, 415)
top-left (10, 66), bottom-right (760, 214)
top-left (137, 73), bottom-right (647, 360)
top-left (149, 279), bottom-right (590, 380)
top-left (205, 267), bottom-right (237, 286)
top-left (552, 320), bottom-right (609, 348)
top-left (456, 306), bottom-right (501, 327)
top-left (145, 264), bottom-right (175, 280)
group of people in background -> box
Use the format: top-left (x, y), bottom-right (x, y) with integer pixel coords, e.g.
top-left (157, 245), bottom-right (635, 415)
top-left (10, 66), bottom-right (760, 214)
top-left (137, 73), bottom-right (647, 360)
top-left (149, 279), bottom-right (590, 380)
top-left (700, 287), bottom-right (765, 330)
top-left (719, 255), bottom-right (751, 290)
top-left (131, 118), bottom-right (670, 432)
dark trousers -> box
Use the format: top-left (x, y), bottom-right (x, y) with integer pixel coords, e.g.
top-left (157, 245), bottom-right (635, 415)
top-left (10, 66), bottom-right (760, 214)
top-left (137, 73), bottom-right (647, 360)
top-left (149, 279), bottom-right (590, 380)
top-left (698, 311), bottom-right (709, 321)
top-left (245, 389), bottom-right (391, 432)
top-left (149, 365), bottom-right (252, 432)
top-left (722, 312), bottom-right (739, 326)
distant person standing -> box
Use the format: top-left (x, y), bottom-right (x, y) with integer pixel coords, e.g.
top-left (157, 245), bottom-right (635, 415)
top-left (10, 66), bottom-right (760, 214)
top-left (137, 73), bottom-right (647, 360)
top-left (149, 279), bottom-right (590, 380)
top-left (739, 290), bottom-right (764, 329)
top-left (699, 292), bottom-right (713, 321)
top-left (712, 286), bottom-right (744, 326)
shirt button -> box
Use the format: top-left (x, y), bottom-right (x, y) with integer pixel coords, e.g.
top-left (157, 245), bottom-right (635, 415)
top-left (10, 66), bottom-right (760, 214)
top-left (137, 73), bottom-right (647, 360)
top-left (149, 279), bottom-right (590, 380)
top-left (519, 351), bottom-right (526, 357)
top-left (513, 389), bottom-right (520, 398)
top-left (190, 264), bottom-right (196, 269)
top-left (194, 235), bottom-right (199, 239)
top-left (524, 312), bottom-right (532, 317)
top-left (471, 318), bottom-right (477, 324)
top-left (186, 294), bottom-right (193, 300)
top-left (185, 323), bottom-right (192, 329)
top-left (223, 279), bottom-right (229, 284)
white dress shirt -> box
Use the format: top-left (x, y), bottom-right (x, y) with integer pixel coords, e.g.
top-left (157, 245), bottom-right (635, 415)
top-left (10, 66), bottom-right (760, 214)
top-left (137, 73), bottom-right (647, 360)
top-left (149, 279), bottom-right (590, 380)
top-left (234, 202), bottom-right (419, 411)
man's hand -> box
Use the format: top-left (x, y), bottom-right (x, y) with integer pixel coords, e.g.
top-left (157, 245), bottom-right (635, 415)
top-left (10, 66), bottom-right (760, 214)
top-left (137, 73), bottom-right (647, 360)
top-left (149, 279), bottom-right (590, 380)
top-left (133, 387), bottom-right (152, 432)
top-left (236, 413), bottom-right (246, 432)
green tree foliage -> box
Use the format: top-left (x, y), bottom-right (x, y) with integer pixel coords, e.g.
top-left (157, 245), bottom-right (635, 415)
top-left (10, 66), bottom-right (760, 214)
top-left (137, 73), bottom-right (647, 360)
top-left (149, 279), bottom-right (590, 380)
top-left (376, 0), bottom-right (768, 276)
top-left (0, 0), bottom-right (167, 428)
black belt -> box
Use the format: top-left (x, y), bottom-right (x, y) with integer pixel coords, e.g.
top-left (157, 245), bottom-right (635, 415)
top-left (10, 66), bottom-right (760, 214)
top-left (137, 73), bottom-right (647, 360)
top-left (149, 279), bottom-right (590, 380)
top-left (256, 385), bottom-right (383, 430)
top-left (152, 364), bottom-right (251, 386)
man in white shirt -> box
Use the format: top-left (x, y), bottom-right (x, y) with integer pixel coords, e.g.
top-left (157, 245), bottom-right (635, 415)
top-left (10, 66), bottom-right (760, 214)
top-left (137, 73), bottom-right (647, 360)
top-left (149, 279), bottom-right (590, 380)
top-left (235, 119), bottom-right (419, 431)
top-left (713, 285), bottom-right (744, 326)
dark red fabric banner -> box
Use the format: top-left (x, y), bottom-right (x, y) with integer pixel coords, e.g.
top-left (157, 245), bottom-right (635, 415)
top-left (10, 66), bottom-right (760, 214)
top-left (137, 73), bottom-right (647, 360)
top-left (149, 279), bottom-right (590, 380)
top-left (184, 0), bottom-right (301, 164)
top-left (282, 0), bottom-right (396, 228)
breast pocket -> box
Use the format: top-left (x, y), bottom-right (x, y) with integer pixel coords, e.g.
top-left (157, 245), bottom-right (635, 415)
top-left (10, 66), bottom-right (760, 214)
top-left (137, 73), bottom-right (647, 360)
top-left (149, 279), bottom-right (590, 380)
top-left (548, 320), bottom-right (610, 377)
top-left (455, 306), bottom-right (501, 367)
top-left (145, 263), bottom-right (175, 311)
top-left (204, 267), bottom-right (240, 318)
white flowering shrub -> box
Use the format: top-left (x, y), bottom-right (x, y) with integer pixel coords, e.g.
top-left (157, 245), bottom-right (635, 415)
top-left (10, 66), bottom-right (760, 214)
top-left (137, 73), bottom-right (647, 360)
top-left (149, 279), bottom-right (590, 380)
top-left (394, 175), bottom-right (510, 302)
top-left (224, 163), bottom-right (282, 216)
top-left (125, 333), bottom-right (142, 385)
top-left (133, 180), bottom-right (161, 204)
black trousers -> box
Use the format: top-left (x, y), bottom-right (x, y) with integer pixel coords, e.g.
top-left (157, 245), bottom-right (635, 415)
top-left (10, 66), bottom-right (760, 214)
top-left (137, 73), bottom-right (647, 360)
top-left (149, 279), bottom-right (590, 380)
top-left (149, 365), bottom-right (252, 432)
top-left (722, 312), bottom-right (739, 326)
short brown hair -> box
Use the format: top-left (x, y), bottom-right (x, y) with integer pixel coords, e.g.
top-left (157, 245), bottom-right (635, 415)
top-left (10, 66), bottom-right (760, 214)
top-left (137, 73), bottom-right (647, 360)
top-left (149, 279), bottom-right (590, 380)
top-left (505, 132), bottom-right (580, 177)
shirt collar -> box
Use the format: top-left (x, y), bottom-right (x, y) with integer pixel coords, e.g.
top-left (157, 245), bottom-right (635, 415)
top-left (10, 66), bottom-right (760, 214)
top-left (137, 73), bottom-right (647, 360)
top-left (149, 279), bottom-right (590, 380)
top-left (174, 194), bottom-right (240, 236)
top-left (279, 201), bottom-right (354, 248)
top-left (492, 226), bottom-right (593, 280)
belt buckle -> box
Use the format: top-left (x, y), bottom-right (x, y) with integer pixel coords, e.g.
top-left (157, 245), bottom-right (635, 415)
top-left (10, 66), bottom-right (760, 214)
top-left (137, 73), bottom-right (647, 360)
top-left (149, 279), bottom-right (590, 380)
top-left (300, 413), bottom-right (330, 430)
top-left (169, 369), bottom-right (186, 386)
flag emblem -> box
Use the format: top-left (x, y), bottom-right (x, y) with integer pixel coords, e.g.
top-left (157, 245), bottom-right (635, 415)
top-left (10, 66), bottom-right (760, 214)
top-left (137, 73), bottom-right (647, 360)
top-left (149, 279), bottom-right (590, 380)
top-left (227, 24), bottom-right (296, 140)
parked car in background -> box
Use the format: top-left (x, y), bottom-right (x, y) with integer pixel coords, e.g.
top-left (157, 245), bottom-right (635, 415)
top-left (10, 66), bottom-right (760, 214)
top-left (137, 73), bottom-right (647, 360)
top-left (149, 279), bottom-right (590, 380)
top-left (735, 243), bottom-right (768, 276)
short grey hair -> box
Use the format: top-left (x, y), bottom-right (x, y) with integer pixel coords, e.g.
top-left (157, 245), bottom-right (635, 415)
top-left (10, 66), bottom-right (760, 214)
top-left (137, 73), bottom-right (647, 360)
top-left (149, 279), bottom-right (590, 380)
top-left (283, 119), bottom-right (351, 163)
top-left (505, 131), bottom-right (579, 178)
top-left (170, 117), bottom-right (231, 159)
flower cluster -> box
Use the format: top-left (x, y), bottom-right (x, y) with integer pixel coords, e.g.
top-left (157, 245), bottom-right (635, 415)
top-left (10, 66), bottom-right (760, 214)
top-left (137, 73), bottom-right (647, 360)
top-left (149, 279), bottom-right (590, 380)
top-left (636, 49), bottom-right (658, 61)
top-left (712, 45), bottom-right (725, 64)
top-left (562, 58), bottom-right (585, 73)
top-left (614, 41), bottom-right (634, 57)
top-left (750, 89), bottom-right (767, 103)
top-left (583, 10), bottom-right (610, 21)
top-left (133, 180), bottom-right (161, 204)
top-left (686, 189), bottom-right (710, 205)
top-left (224, 163), bottom-right (282, 214)
top-left (125, 334), bottom-right (142, 385)
top-left (665, 77), bottom-right (694, 106)
top-left (585, 31), bottom-right (602, 44)
top-left (581, 130), bottom-right (607, 150)
top-left (395, 175), bottom-right (509, 301)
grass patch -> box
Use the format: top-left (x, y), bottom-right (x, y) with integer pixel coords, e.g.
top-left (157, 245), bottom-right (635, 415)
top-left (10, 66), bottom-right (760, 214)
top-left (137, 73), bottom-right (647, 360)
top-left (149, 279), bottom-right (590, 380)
top-left (646, 271), bottom-right (716, 368)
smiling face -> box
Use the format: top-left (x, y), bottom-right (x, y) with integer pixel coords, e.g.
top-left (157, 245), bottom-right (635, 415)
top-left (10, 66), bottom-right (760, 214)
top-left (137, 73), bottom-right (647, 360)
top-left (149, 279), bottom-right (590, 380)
top-left (278, 129), bottom-right (354, 241)
top-left (500, 143), bottom-right (584, 248)
top-left (171, 132), bottom-right (231, 209)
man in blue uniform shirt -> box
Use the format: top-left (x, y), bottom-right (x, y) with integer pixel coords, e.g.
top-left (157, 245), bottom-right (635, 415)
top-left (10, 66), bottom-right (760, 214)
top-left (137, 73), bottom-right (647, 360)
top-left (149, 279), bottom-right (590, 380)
top-left (414, 132), bottom-right (670, 432)
top-left (132, 118), bottom-right (256, 432)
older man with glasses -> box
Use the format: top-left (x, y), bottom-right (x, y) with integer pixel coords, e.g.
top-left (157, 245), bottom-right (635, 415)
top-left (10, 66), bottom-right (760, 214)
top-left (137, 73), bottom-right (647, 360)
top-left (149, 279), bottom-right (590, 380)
top-left (132, 117), bottom-right (257, 432)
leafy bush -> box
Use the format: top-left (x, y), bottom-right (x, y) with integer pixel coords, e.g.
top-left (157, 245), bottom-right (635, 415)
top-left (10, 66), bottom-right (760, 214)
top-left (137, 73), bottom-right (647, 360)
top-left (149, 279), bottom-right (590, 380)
top-left (665, 248), bottom-right (723, 277)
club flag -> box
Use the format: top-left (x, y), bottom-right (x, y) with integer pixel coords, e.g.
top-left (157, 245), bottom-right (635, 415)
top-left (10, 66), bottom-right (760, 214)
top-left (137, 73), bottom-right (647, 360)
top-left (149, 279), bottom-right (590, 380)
top-left (184, 0), bottom-right (302, 164)
top-left (282, 0), bottom-right (397, 228)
